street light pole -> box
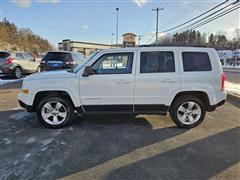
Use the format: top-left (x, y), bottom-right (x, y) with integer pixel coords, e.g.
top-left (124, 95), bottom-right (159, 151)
top-left (116, 8), bottom-right (119, 46)
top-left (152, 7), bottom-right (164, 43)
top-left (111, 33), bottom-right (115, 48)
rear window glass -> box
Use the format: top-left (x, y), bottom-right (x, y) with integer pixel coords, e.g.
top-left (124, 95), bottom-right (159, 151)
top-left (0, 52), bottom-right (10, 58)
top-left (182, 52), bottom-right (212, 72)
top-left (43, 52), bottom-right (71, 62)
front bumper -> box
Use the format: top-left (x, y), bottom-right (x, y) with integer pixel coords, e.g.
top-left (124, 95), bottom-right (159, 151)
top-left (18, 100), bottom-right (34, 112)
top-left (18, 93), bottom-right (35, 111)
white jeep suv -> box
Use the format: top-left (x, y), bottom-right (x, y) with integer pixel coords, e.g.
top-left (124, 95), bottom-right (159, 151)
top-left (18, 46), bottom-right (227, 128)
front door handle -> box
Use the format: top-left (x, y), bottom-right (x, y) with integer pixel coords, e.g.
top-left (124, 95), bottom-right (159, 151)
top-left (117, 80), bottom-right (131, 84)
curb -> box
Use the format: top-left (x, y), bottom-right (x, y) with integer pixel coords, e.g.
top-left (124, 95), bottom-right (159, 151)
top-left (227, 93), bottom-right (240, 102)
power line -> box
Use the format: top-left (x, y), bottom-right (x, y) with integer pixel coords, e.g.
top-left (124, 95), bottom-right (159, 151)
top-left (156, 0), bottom-right (239, 42)
top-left (159, 3), bottom-right (240, 42)
top-left (161, 0), bottom-right (229, 33)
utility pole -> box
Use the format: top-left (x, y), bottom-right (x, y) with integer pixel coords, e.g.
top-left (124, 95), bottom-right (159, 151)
top-left (116, 8), bottom-right (119, 46)
top-left (152, 7), bottom-right (164, 43)
top-left (137, 35), bottom-right (144, 45)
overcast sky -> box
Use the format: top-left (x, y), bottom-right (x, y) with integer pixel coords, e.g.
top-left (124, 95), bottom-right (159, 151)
top-left (1, 0), bottom-right (239, 46)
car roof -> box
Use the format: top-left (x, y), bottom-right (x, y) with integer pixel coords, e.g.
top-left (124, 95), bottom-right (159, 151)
top-left (100, 46), bottom-right (215, 54)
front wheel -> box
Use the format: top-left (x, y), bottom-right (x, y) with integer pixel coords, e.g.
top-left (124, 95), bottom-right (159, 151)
top-left (36, 96), bottom-right (74, 128)
top-left (169, 95), bottom-right (206, 129)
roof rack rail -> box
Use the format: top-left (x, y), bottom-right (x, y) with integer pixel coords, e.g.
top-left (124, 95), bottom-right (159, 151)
top-left (139, 44), bottom-right (211, 48)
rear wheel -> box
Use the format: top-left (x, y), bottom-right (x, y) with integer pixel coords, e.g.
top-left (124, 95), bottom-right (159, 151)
top-left (169, 95), bottom-right (206, 129)
top-left (14, 67), bottom-right (22, 79)
top-left (36, 96), bottom-right (74, 128)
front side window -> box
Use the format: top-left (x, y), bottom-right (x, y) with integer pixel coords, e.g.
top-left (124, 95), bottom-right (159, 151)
top-left (182, 52), bottom-right (212, 72)
top-left (92, 53), bottom-right (134, 74)
top-left (140, 51), bottom-right (175, 73)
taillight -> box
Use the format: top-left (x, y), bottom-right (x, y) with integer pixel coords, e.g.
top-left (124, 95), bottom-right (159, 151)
top-left (5, 58), bottom-right (14, 64)
top-left (221, 73), bottom-right (226, 91)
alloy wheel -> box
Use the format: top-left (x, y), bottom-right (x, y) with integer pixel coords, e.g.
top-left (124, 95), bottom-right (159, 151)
top-left (41, 101), bottom-right (67, 125)
top-left (177, 101), bottom-right (202, 125)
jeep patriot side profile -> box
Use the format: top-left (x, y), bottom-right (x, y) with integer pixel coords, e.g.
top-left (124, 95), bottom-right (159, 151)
top-left (18, 47), bottom-right (227, 128)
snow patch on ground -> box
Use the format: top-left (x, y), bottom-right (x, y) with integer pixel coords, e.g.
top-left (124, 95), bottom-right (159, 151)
top-left (42, 138), bottom-right (54, 147)
top-left (9, 111), bottom-right (32, 120)
top-left (225, 81), bottom-right (240, 95)
top-left (0, 79), bottom-right (22, 86)
top-left (2, 138), bottom-right (12, 145)
top-left (27, 137), bottom-right (36, 144)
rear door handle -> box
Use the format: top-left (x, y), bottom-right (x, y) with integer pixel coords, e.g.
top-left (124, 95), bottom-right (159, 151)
top-left (117, 79), bottom-right (131, 84)
top-left (162, 79), bottom-right (176, 83)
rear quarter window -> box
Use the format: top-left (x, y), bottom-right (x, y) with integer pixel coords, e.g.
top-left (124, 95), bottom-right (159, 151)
top-left (182, 52), bottom-right (212, 72)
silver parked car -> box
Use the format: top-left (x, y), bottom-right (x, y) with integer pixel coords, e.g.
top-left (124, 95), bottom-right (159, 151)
top-left (0, 51), bottom-right (40, 79)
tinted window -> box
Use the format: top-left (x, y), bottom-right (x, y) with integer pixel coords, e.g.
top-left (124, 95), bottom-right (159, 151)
top-left (182, 52), bottom-right (212, 71)
top-left (140, 51), bottom-right (175, 73)
top-left (92, 53), bottom-right (133, 74)
top-left (0, 52), bottom-right (10, 58)
top-left (15, 53), bottom-right (24, 59)
top-left (43, 52), bottom-right (72, 62)
top-left (24, 53), bottom-right (33, 60)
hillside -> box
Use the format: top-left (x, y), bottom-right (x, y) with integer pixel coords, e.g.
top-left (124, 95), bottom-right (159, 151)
top-left (0, 18), bottom-right (53, 54)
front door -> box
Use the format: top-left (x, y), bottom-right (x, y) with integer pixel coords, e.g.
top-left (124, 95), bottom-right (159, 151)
top-left (79, 52), bottom-right (135, 113)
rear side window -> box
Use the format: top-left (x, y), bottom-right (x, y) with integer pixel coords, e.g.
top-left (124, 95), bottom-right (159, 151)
top-left (0, 52), bottom-right (10, 58)
top-left (15, 53), bottom-right (24, 59)
top-left (140, 51), bottom-right (175, 73)
top-left (182, 52), bottom-right (212, 72)
top-left (43, 52), bottom-right (72, 62)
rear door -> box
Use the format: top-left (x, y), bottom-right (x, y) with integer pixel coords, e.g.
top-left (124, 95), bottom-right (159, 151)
top-left (134, 49), bottom-right (180, 113)
top-left (23, 53), bottom-right (38, 72)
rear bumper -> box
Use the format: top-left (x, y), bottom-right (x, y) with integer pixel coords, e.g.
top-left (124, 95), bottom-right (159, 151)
top-left (208, 99), bottom-right (226, 112)
top-left (18, 100), bottom-right (34, 112)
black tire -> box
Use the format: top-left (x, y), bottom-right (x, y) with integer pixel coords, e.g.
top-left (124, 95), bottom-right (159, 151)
top-left (36, 96), bottom-right (74, 128)
top-left (13, 67), bottom-right (22, 79)
top-left (169, 95), bottom-right (206, 129)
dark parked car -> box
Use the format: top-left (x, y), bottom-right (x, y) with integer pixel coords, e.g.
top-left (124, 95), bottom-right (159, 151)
top-left (40, 51), bottom-right (85, 71)
top-left (0, 51), bottom-right (40, 79)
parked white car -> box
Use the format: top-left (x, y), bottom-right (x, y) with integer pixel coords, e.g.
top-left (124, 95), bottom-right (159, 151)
top-left (18, 46), bottom-right (227, 128)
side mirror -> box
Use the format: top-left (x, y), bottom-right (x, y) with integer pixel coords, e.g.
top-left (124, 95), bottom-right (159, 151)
top-left (82, 66), bottom-right (96, 77)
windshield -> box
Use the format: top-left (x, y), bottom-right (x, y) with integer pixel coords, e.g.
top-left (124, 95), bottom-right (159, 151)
top-left (73, 51), bottom-right (100, 73)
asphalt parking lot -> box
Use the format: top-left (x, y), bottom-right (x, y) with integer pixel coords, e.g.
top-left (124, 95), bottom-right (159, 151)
top-left (0, 81), bottom-right (240, 180)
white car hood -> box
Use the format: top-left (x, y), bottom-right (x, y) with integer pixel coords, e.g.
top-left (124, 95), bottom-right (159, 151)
top-left (24, 70), bottom-right (76, 81)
